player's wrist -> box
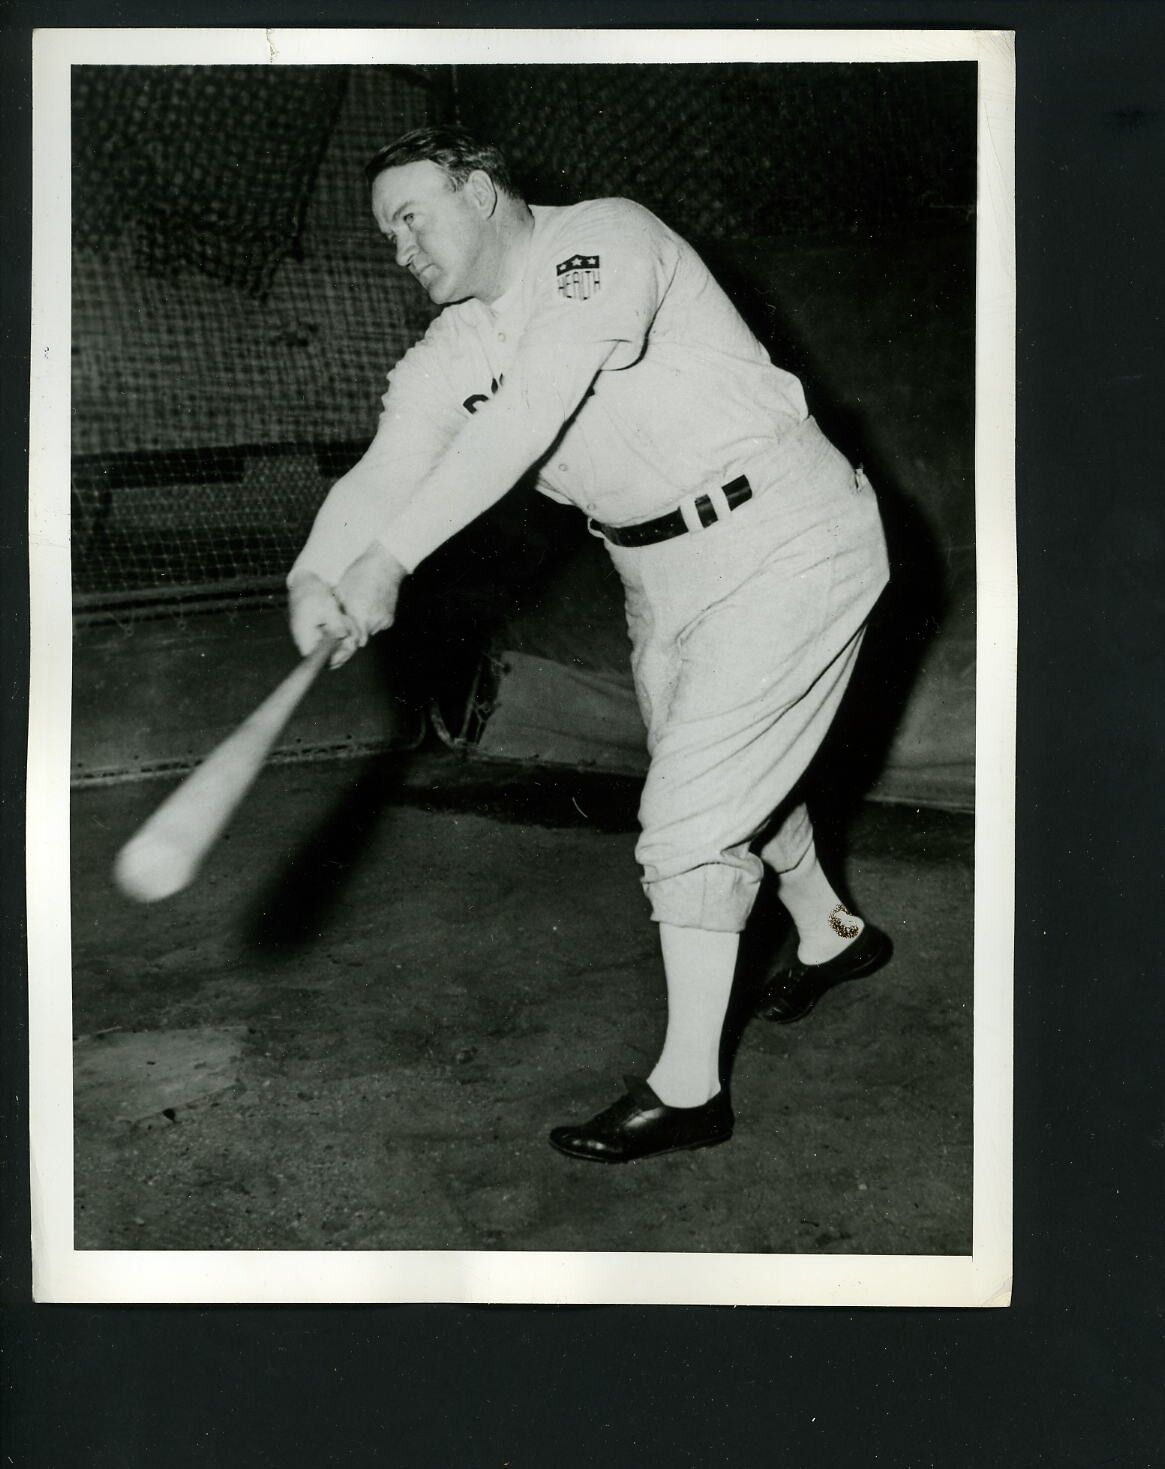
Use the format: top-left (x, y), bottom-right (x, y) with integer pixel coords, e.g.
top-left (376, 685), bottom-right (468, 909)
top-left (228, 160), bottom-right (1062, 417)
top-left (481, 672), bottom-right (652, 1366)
top-left (371, 538), bottom-right (411, 579)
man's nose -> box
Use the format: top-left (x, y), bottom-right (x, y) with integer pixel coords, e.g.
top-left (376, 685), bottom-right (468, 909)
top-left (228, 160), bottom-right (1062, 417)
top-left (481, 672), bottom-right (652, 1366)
top-left (394, 233), bottom-right (416, 268)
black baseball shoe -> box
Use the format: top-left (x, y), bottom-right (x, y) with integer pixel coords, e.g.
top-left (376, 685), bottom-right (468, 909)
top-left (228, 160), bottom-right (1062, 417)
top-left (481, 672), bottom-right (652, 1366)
top-left (548, 1076), bottom-right (734, 1163)
top-left (757, 924), bottom-right (893, 1025)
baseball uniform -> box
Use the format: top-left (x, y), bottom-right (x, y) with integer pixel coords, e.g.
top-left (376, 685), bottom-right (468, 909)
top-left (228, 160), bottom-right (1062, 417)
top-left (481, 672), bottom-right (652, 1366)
top-left (291, 196), bottom-right (889, 930)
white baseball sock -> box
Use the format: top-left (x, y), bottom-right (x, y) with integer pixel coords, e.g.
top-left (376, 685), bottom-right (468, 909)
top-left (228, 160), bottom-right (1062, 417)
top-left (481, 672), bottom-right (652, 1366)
top-left (773, 838), bottom-right (865, 965)
top-left (646, 923), bottom-right (738, 1108)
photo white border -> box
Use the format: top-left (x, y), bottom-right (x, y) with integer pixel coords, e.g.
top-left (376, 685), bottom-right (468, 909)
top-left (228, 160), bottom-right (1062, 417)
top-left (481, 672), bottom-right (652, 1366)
top-left (28, 26), bottom-right (1015, 1306)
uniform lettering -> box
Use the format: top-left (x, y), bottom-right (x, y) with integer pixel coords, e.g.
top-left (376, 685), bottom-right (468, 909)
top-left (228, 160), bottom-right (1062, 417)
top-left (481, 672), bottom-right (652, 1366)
top-left (462, 374), bottom-right (504, 415)
top-left (555, 254), bottom-right (602, 301)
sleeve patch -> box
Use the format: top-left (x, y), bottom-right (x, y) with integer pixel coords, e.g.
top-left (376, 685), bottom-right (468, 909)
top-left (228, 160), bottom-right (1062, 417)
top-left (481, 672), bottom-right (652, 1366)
top-left (556, 254), bottom-right (601, 300)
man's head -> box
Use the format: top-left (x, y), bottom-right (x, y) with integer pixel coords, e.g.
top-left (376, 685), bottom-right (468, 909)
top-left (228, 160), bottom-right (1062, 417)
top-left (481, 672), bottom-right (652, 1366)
top-left (365, 126), bottom-right (526, 305)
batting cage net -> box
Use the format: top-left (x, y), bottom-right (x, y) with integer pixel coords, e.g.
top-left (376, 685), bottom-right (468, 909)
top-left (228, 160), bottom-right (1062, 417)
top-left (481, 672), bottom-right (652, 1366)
top-left (71, 61), bottom-right (974, 612)
top-left (454, 63), bottom-right (974, 239)
top-left (71, 64), bottom-right (443, 608)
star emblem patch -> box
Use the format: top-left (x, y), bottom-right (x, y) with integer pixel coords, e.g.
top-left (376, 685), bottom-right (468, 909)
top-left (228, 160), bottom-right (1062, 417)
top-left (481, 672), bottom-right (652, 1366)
top-left (556, 253), bottom-right (602, 300)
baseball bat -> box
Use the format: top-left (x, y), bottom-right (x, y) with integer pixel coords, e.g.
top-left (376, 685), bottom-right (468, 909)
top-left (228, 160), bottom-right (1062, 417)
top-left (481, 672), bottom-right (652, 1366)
top-left (113, 635), bottom-right (339, 904)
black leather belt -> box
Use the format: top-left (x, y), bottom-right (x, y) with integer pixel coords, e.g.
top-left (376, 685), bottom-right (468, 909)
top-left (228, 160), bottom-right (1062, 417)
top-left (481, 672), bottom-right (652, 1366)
top-left (589, 475), bottom-right (753, 548)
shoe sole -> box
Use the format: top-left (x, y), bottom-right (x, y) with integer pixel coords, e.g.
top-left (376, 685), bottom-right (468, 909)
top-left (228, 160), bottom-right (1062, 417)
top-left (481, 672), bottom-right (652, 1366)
top-left (548, 1130), bottom-right (734, 1164)
top-left (763, 929), bottom-right (893, 1025)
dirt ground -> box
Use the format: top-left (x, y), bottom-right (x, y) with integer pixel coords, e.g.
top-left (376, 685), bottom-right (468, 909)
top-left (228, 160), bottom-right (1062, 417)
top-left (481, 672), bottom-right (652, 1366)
top-left (71, 751), bottom-right (973, 1255)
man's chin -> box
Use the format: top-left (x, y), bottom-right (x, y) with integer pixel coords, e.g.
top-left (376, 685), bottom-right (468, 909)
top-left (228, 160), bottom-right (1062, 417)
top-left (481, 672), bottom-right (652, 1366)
top-left (419, 273), bottom-right (473, 306)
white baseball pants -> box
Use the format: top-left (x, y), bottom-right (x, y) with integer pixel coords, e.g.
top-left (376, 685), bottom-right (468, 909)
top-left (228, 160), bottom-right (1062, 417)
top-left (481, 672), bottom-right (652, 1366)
top-left (607, 418), bottom-right (890, 931)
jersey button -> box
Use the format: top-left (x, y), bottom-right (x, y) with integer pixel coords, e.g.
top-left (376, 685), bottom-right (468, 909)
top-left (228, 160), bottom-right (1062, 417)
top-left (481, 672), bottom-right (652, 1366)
top-left (497, 331), bottom-right (506, 342)
top-left (557, 461), bottom-right (569, 473)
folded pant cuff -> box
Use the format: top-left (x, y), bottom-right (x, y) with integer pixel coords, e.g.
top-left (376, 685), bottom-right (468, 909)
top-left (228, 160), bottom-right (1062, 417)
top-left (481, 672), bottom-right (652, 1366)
top-left (642, 863), bottom-right (759, 932)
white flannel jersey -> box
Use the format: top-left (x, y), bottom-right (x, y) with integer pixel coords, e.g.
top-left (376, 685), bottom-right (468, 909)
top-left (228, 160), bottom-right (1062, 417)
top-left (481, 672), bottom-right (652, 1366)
top-left (290, 197), bottom-right (811, 583)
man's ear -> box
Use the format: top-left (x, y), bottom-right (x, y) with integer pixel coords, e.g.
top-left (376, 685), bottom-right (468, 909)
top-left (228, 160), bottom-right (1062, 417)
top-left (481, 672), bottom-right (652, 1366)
top-left (464, 169), bottom-right (499, 217)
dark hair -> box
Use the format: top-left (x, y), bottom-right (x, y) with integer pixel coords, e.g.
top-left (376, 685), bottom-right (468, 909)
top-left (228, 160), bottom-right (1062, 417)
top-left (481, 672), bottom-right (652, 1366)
top-left (364, 125), bottom-right (520, 198)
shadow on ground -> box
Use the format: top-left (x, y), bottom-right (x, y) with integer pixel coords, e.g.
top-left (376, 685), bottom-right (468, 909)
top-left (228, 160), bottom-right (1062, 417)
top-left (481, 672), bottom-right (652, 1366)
top-left (72, 752), bottom-right (973, 1254)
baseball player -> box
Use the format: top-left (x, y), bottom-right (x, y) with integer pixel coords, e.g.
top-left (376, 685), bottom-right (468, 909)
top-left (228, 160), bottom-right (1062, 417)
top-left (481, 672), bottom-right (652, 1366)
top-left (288, 126), bottom-right (892, 1163)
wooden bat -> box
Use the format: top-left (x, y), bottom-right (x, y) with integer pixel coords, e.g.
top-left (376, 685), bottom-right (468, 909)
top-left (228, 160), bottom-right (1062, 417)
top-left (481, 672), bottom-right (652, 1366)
top-left (113, 636), bottom-right (339, 903)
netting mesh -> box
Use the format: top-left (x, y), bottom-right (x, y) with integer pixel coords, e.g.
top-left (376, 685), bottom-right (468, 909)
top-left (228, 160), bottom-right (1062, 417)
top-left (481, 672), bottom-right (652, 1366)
top-left (73, 66), bottom-right (349, 298)
top-left (71, 442), bottom-right (366, 600)
top-left (71, 61), bottom-right (973, 609)
top-left (72, 65), bottom-right (440, 605)
top-left (455, 63), bottom-right (975, 239)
